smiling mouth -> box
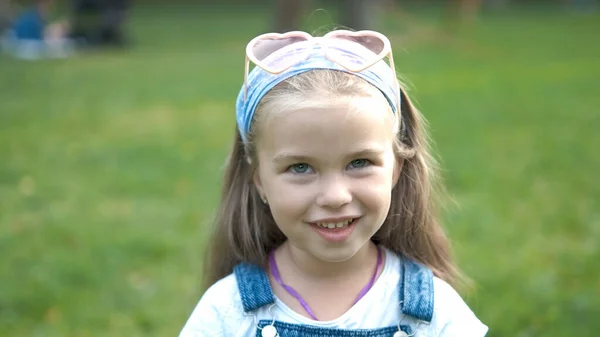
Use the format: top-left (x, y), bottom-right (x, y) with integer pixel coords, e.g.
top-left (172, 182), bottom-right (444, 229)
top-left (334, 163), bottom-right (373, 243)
top-left (313, 218), bottom-right (355, 229)
top-left (309, 218), bottom-right (360, 243)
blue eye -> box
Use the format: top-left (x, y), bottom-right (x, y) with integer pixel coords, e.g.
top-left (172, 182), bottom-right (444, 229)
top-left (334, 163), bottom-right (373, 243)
top-left (349, 159), bottom-right (370, 169)
top-left (289, 163), bottom-right (312, 174)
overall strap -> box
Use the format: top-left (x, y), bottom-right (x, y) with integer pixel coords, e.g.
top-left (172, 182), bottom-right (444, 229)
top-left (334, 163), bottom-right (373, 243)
top-left (398, 258), bottom-right (435, 322)
top-left (233, 262), bottom-right (276, 312)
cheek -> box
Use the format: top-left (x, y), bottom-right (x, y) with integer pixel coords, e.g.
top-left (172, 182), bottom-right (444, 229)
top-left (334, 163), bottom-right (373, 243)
top-left (357, 170), bottom-right (395, 208)
top-left (269, 200), bottom-right (307, 229)
top-left (264, 180), bottom-right (313, 219)
top-left (358, 183), bottom-right (392, 208)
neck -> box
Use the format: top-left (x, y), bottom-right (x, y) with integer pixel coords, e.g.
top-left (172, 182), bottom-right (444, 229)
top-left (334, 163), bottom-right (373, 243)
top-left (280, 241), bottom-right (379, 282)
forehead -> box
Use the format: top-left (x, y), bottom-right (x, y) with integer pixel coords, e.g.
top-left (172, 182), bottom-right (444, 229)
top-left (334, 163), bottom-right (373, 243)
top-left (256, 97), bottom-right (396, 157)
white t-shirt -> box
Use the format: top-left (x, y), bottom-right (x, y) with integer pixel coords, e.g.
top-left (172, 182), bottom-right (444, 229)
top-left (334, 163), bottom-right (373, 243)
top-left (180, 247), bottom-right (488, 337)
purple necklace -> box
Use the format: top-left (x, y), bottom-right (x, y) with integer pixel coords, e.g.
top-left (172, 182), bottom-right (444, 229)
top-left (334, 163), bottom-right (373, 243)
top-left (268, 247), bottom-right (383, 321)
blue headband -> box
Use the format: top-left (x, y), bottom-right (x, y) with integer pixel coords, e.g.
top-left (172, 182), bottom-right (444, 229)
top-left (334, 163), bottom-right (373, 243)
top-left (235, 45), bottom-right (400, 144)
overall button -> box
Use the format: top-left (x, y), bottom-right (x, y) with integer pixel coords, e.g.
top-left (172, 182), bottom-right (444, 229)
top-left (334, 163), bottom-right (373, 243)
top-left (261, 325), bottom-right (278, 337)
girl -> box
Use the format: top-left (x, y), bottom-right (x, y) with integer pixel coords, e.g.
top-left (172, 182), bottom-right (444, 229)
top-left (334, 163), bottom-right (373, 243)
top-left (180, 30), bottom-right (488, 337)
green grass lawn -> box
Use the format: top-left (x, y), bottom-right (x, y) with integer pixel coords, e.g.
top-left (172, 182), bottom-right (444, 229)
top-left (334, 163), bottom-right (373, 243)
top-left (1, 3), bottom-right (598, 336)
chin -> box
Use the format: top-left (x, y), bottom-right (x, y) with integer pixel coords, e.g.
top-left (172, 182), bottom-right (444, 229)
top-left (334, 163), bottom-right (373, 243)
top-left (313, 244), bottom-right (364, 263)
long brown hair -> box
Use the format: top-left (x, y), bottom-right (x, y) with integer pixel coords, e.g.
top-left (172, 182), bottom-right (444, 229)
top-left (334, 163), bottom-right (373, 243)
top-left (202, 70), bottom-right (460, 291)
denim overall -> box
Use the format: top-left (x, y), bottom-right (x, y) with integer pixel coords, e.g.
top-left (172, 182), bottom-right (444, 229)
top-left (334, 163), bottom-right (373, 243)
top-left (233, 256), bottom-right (434, 337)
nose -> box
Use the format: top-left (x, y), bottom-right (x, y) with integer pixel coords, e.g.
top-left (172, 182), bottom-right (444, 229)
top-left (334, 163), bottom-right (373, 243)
top-left (315, 174), bottom-right (352, 209)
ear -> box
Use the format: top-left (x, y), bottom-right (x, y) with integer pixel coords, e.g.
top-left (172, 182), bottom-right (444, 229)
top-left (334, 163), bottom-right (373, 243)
top-left (253, 166), bottom-right (265, 200)
top-left (392, 158), bottom-right (404, 188)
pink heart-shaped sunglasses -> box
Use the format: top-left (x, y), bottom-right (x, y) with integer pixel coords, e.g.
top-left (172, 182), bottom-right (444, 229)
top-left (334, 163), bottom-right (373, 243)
top-left (244, 30), bottom-right (399, 108)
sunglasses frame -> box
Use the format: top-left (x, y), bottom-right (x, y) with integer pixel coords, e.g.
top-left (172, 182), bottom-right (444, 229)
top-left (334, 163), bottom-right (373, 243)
top-left (243, 30), bottom-right (400, 110)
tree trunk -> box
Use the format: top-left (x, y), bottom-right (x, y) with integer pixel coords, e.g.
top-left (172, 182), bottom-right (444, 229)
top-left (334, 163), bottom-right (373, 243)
top-left (339, 0), bottom-right (378, 31)
top-left (273, 0), bottom-right (306, 33)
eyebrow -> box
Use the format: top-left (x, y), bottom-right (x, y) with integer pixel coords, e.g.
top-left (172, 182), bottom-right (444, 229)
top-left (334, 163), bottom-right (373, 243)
top-left (273, 148), bottom-right (386, 163)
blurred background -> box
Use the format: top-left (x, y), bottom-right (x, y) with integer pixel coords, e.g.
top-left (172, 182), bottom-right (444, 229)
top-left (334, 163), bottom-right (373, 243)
top-left (1, 0), bottom-right (598, 336)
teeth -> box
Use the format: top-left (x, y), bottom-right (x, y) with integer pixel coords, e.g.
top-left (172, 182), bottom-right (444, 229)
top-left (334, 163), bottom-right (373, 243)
top-left (317, 218), bottom-right (353, 229)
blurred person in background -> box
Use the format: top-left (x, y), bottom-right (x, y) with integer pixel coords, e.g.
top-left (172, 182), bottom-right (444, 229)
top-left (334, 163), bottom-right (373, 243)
top-left (568, 0), bottom-right (598, 11)
top-left (68, 0), bottom-right (131, 48)
top-left (1, 0), bottom-right (73, 60)
top-left (0, 0), bottom-right (11, 32)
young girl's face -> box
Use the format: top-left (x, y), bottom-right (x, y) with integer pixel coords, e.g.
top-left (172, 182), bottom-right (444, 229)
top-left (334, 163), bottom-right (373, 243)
top-left (253, 94), bottom-right (400, 264)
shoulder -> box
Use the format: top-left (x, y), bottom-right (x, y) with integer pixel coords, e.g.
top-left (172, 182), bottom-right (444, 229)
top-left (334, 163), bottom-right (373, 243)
top-left (12, 9), bottom-right (44, 37)
top-left (420, 277), bottom-right (488, 337)
top-left (198, 273), bottom-right (242, 312)
top-left (179, 273), bottom-right (254, 337)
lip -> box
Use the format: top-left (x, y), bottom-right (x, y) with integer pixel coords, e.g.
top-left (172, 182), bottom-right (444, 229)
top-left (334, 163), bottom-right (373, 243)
top-left (309, 217), bottom-right (361, 243)
top-left (308, 216), bottom-right (360, 224)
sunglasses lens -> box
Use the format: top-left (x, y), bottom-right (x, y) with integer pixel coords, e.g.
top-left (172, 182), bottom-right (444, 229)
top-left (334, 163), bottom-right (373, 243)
top-left (252, 36), bottom-right (308, 60)
top-left (332, 34), bottom-right (386, 56)
top-left (252, 36), bottom-right (311, 72)
top-left (326, 37), bottom-right (382, 71)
